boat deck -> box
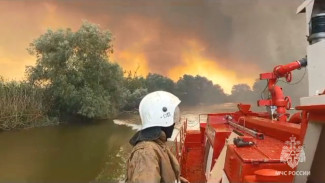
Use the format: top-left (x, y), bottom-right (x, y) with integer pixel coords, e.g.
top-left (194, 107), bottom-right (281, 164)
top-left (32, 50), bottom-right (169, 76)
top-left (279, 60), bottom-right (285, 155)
top-left (181, 131), bottom-right (206, 183)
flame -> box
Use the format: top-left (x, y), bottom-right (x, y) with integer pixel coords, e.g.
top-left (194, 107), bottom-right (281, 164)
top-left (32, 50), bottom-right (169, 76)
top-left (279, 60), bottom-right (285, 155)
top-left (168, 41), bottom-right (255, 94)
top-left (112, 40), bottom-right (256, 94)
top-left (0, 2), bottom-right (258, 94)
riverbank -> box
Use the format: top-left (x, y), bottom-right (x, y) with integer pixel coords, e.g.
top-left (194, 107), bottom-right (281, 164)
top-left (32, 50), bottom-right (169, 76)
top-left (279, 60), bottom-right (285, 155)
top-left (0, 109), bottom-right (136, 132)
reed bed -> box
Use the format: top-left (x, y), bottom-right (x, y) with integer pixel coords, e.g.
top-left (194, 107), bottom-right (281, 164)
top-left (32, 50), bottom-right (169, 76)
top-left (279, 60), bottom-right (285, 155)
top-left (0, 78), bottom-right (48, 130)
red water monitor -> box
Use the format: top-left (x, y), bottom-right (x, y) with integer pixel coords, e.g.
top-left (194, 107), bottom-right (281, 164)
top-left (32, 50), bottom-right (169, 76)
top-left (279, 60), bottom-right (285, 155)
top-left (258, 58), bottom-right (307, 122)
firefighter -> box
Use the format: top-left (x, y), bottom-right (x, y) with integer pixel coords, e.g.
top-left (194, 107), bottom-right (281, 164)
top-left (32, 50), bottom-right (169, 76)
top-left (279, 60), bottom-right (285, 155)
top-left (126, 91), bottom-right (189, 183)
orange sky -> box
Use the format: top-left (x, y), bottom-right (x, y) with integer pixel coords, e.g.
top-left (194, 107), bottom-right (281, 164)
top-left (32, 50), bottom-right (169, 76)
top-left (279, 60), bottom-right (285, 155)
top-left (0, 0), bottom-right (304, 94)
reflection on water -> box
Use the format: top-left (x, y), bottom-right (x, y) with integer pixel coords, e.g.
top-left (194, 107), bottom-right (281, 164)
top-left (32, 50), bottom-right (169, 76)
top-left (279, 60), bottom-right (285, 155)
top-left (0, 120), bottom-right (135, 182)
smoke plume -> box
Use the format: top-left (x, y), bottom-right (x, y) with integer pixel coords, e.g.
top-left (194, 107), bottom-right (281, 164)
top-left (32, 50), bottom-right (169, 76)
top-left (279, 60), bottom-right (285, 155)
top-left (0, 0), bottom-right (307, 95)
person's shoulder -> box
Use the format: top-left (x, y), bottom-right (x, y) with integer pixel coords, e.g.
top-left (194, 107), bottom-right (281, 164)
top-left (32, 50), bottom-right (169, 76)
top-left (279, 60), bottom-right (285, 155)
top-left (128, 141), bottom-right (161, 161)
top-left (131, 141), bottom-right (161, 154)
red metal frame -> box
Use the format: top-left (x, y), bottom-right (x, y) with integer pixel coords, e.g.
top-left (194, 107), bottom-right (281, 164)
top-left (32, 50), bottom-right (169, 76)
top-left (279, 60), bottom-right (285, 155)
top-left (173, 119), bottom-right (188, 163)
top-left (179, 60), bottom-right (317, 183)
top-left (181, 109), bottom-right (310, 183)
top-left (296, 105), bottom-right (325, 122)
top-left (181, 130), bottom-right (206, 183)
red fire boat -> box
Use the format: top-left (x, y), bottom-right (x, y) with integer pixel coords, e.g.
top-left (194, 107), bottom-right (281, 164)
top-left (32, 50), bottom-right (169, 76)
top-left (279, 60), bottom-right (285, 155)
top-left (172, 1), bottom-right (325, 182)
top-left (173, 59), bottom-right (308, 183)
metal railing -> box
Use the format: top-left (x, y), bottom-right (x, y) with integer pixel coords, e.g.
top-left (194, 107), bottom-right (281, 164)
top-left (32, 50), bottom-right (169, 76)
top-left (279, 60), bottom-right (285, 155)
top-left (170, 119), bottom-right (188, 163)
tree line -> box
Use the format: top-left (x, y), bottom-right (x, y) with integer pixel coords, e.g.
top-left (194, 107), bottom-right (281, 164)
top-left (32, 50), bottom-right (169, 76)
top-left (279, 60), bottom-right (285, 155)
top-left (2, 21), bottom-right (303, 130)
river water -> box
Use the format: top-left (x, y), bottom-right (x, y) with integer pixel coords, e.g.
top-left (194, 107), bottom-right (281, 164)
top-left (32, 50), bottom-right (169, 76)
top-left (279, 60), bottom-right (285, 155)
top-left (0, 118), bottom-right (136, 182)
top-left (0, 104), bottom-right (242, 182)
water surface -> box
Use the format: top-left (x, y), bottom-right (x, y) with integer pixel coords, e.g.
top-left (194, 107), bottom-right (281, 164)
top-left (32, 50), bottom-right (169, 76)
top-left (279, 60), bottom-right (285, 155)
top-left (0, 119), bottom-right (135, 182)
top-left (0, 104), bottom-right (239, 182)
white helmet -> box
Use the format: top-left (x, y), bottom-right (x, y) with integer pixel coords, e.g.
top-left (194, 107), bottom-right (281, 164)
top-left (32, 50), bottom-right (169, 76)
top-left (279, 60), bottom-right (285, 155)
top-left (139, 91), bottom-right (181, 130)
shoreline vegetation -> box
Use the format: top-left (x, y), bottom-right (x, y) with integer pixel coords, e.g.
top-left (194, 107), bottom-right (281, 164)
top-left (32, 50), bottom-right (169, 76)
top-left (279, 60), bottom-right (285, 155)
top-left (0, 79), bottom-right (59, 131)
top-left (2, 21), bottom-right (300, 131)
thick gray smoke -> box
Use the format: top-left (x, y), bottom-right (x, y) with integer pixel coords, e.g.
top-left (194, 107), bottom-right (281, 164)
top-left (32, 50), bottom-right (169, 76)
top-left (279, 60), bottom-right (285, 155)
top-left (3, 0), bottom-right (308, 105)
top-left (54, 0), bottom-right (308, 105)
top-left (54, 0), bottom-right (306, 75)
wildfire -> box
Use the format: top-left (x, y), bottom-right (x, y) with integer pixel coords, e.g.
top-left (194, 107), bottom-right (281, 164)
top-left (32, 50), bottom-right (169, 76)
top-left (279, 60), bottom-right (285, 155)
top-left (0, 2), bottom-right (258, 93)
top-left (168, 41), bottom-right (256, 94)
top-left (113, 40), bottom-right (256, 94)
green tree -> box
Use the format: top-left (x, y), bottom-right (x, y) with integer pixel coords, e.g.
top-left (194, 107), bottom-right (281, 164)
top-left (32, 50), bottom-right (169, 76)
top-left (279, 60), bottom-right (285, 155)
top-left (123, 88), bottom-right (148, 111)
top-left (175, 75), bottom-right (227, 105)
top-left (229, 84), bottom-right (255, 103)
top-left (122, 71), bottom-right (148, 110)
top-left (124, 71), bottom-right (146, 93)
top-left (145, 73), bottom-right (175, 93)
top-left (26, 22), bottom-right (125, 119)
top-left (252, 79), bottom-right (268, 101)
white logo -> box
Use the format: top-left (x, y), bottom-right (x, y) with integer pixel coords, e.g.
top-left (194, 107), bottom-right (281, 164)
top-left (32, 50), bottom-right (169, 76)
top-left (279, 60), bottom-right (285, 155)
top-left (280, 136), bottom-right (306, 169)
